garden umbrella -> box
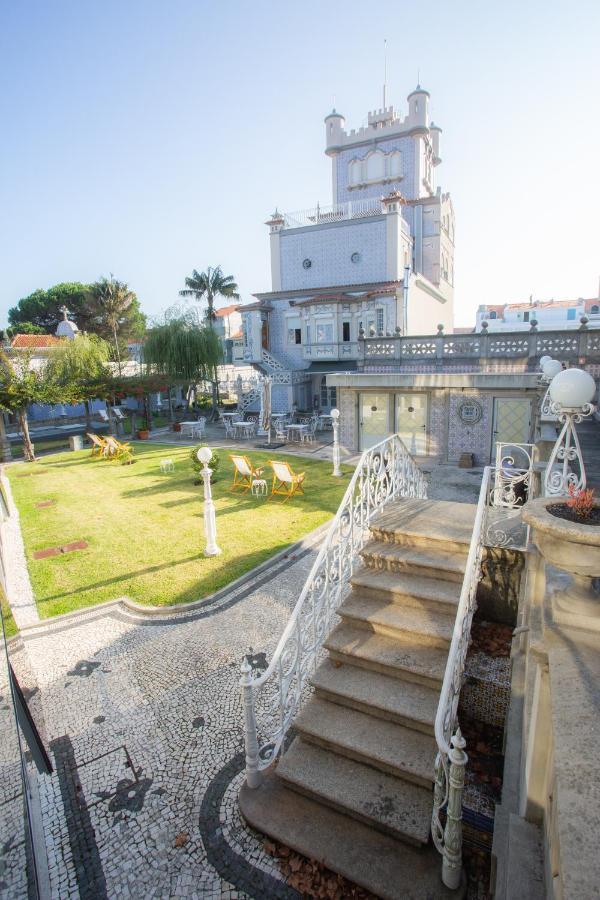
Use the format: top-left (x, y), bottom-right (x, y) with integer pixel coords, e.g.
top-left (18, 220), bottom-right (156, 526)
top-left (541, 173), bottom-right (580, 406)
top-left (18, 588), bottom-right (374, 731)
top-left (261, 376), bottom-right (272, 441)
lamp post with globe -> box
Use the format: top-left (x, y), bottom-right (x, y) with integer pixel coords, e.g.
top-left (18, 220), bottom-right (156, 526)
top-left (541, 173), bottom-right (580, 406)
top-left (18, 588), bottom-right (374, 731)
top-left (197, 447), bottom-right (222, 556)
top-left (330, 408), bottom-right (342, 477)
top-left (544, 368), bottom-right (597, 497)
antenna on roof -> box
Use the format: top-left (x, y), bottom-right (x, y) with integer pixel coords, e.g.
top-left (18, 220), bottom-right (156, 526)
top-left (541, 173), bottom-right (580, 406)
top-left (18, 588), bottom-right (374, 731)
top-left (383, 39), bottom-right (387, 108)
top-left (417, 67), bottom-right (420, 86)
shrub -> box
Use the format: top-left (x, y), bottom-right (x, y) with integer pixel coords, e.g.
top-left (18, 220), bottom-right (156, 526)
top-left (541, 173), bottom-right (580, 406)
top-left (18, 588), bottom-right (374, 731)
top-left (566, 484), bottom-right (595, 519)
top-left (190, 446), bottom-right (220, 483)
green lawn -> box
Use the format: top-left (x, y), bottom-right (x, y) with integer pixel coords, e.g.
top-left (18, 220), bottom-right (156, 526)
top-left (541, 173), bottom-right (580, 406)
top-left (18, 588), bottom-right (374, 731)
top-left (6, 444), bottom-right (351, 618)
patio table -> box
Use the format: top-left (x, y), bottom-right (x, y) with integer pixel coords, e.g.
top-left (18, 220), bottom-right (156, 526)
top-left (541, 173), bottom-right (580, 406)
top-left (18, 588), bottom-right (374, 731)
top-left (286, 424), bottom-right (309, 442)
top-left (234, 421), bottom-right (255, 440)
top-left (180, 421), bottom-right (205, 439)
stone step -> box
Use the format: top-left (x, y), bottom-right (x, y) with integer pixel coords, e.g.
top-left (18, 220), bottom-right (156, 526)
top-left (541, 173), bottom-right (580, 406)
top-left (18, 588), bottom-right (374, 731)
top-left (312, 658), bottom-right (438, 735)
top-left (360, 539), bottom-right (467, 584)
top-left (277, 738), bottom-right (433, 846)
top-left (239, 774), bottom-right (465, 900)
top-left (351, 568), bottom-right (461, 616)
top-left (370, 498), bottom-right (476, 554)
top-left (338, 593), bottom-right (454, 650)
top-left (295, 696), bottom-right (437, 788)
top-left (325, 622), bottom-right (448, 689)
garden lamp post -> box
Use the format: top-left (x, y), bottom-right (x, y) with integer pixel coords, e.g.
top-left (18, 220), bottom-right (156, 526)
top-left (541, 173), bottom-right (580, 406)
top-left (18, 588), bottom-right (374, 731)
top-left (331, 408), bottom-right (342, 477)
top-left (197, 447), bottom-right (222, 556)
top-left (544, 368), bottom-right (597, 497)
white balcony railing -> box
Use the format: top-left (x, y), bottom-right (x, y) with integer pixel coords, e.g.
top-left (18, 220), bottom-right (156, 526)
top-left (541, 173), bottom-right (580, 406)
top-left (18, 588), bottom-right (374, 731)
top-left (282, 199), bottom-right (385, 229)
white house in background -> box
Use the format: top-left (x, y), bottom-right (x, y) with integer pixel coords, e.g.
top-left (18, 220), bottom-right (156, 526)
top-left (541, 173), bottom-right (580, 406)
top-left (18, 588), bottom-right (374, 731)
top-left (236, 85), bottom-right (456, 414)
top-left (475, 297), bottom-right (600, 332)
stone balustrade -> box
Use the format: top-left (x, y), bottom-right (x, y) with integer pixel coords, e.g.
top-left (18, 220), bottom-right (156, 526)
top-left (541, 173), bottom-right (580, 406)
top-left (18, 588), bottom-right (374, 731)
top-left (359, 326), bottom-right (600, 370)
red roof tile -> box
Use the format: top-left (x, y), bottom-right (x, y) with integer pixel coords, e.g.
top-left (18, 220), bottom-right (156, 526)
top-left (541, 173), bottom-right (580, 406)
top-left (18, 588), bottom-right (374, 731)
top-left (11, 334), bottom-right (61, 349)
top-left (214, 304), bottom-right (240, 317)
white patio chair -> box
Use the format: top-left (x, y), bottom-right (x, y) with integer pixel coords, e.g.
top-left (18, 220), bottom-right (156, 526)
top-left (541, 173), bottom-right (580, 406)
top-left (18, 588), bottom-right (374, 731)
top-left (223, 419), bottom-right (235, 439)
top-left (111, 407), bottom-right (127, 422)
top-left (300, 418), bottom-right (317, 443)
top-left (97, 409), bottom-right (110, 424)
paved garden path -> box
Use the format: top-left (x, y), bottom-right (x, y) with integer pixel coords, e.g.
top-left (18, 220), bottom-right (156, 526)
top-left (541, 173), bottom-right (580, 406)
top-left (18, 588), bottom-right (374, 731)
top-left (17, 466), bottom-right (482, 899)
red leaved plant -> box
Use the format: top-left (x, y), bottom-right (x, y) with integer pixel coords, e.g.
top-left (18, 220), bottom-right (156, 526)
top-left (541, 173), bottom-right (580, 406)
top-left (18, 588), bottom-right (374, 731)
top-left (566, 485), bottom-right (595, 519)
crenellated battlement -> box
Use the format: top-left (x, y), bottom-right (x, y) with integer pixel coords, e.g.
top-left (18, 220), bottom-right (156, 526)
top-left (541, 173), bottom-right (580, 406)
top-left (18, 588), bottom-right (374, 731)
top-left (325, 87), bottom-right (432, 155)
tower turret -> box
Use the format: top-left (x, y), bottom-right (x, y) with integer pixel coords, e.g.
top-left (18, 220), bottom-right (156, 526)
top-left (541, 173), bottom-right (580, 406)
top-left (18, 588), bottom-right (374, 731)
top-left (407, 85), bottom-right (430, 128)
top-left (324, 109), bottom-right (345, 152)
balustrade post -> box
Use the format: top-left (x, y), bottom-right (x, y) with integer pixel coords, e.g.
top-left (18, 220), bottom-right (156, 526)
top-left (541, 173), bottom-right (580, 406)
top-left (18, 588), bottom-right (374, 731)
top-left (442, 729), bottom-right (467, 890)
top-left (240, 658), bottom-right (261, 788)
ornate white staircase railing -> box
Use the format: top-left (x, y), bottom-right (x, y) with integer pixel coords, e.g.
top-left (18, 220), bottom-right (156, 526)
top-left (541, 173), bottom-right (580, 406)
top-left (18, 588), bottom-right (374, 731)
top-left (240, 433), bottom-right (427, 788)
top-left (432, 452), bottom-right (535, 889)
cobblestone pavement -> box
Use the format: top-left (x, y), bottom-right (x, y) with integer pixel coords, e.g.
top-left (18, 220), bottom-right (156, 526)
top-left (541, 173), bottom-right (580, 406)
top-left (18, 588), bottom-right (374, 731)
top-left (18, 467), bottom-right (480, 899)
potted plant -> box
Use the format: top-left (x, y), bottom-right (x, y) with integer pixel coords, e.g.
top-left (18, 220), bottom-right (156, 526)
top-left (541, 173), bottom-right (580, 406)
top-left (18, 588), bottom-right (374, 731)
top-left (523, 487), bottom-right (600, 621)
top-left (190, 446), bottom-right (219, 484)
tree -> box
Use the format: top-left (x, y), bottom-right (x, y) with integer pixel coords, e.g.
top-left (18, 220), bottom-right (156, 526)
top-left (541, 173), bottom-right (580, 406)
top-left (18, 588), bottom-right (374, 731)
top-left (87, 275), bottom-right (143, 375)
top-left (7, 280), bottom-right (147, 351)
top-left (45, 334), bottom-right (112, 428)
top-left (0, 350), bottom-right (68, 462)
top-left (8, 283), bottom-right (91, 334)
top-left (142, 318), bottom-right (223, 417)
top-left (179, 266), bottom-right (239, 325)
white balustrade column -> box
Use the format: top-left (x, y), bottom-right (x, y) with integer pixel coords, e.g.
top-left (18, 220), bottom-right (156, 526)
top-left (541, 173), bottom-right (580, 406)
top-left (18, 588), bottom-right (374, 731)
top-left (197, 448), bottom-right (222, 556)
top-left (331, 408), bottom-right (342, 477)
top-left (239, 658), bottom-right (261, 788)
top-left (442, 729), bottom-right (467, 890)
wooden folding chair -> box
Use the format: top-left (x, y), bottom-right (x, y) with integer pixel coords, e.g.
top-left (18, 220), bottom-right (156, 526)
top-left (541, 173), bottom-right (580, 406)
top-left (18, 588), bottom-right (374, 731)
top-left (229, 454), bottom-right (264, 493)
top-left (87, 433), bottom-right (108, 457)
top-left (268, 460), bottom-right (305, 502)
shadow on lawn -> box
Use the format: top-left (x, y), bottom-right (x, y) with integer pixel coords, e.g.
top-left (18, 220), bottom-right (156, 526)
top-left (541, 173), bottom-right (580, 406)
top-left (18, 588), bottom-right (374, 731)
top-left (36, 542), bottom-right (298, 609)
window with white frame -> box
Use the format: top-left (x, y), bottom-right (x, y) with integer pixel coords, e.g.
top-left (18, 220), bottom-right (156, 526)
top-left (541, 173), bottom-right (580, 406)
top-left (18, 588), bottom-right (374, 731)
top-left (320, 377), bottom-right (337, 409)
top-left (316, 322), bottom-right (333, 343)
top-left (376, 308), bottom-right (384, 334)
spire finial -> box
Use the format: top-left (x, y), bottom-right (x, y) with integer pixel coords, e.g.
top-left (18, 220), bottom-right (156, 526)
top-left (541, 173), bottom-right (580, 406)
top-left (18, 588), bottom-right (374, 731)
top-left (59, 304), bottom-right (69, 321)
top-left (383, 39), bottom-right (387, 108)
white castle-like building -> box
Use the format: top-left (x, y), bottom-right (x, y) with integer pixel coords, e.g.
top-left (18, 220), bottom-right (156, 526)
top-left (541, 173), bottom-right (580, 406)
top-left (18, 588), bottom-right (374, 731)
top-left (235, 86), bottom-right (456, 413)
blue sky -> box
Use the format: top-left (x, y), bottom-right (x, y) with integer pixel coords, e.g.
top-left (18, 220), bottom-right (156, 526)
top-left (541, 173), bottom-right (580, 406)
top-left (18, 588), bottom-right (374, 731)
top-left (1, 0), bottom-right (599, 327)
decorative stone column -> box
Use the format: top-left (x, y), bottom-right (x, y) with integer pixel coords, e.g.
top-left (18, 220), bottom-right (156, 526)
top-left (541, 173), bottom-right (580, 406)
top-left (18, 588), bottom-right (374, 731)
top-left (442, 729), bottom-right (467, 890)
top-left (197, 447), bottom-right (221, 557)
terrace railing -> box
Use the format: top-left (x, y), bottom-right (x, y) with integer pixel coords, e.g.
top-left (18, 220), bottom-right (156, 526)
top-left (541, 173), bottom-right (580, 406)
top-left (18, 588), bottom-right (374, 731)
top-left (282, 198), bottom-right (386, 230)
top-left (360, 326), bottom-right (600, 368)
top-left (240, 433), bottom-right (427, 788)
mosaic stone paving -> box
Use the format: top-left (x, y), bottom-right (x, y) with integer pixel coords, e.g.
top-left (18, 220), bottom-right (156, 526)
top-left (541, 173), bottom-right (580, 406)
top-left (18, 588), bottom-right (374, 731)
top-left (25, 542), bottom-right (317, 899)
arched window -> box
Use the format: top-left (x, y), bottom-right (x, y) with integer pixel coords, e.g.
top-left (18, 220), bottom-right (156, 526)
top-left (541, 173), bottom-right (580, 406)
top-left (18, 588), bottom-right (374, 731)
top-left (366, 150), bottom-right (385, 181)
top-left (489, 311), bottom-right (497, 320)
top-left (389, 151), bottom-right (402, 178)
top-left (349, 158), bottom-right (362, 185)
top-left (591, 304), bottom-right (599, 315)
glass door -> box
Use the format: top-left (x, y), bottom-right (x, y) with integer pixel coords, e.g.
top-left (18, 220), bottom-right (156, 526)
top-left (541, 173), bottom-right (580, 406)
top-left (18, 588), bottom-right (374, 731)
top-left (360, 393), bottom-right (390, 450)
top-left (491, 398), bottom-right (531, 460)
top-left (395, 393), bottom-right (428, 455)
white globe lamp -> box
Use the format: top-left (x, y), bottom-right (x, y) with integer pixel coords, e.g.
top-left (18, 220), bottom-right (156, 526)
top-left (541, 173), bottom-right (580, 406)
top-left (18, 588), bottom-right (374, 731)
top-left (544, 367), bottom-right (597, 497)
top-left (549, 368), bottom-right (596, 409)
top-left (539, 355), bottom-right (552, 368)
top-left (197, 447), bottom-right (221, 556)
top-left (197, 446), bottom-right (212, 465)
top-left (541, 358), bottom-right (562, 380)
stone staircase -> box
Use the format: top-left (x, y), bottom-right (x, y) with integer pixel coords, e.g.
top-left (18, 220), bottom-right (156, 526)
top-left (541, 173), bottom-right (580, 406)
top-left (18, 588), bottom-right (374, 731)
top-left (240, 499), bottom-right (477, 899)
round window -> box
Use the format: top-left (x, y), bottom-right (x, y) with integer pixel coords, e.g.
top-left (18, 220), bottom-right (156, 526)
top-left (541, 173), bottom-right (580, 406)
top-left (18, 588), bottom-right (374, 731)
top-left (351, 252), bottom-right (361, 263)
top-left (302, 258), bottom-right (312, 269)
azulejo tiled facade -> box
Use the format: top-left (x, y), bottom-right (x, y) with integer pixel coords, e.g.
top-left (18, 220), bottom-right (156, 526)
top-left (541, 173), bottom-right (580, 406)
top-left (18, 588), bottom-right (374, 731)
top-left (236, 85), bottom-right (456, 416)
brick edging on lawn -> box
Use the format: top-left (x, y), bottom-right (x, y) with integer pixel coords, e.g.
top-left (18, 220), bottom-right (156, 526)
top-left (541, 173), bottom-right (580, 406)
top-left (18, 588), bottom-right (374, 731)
top-left (16, 519), bottom-right (332, 636)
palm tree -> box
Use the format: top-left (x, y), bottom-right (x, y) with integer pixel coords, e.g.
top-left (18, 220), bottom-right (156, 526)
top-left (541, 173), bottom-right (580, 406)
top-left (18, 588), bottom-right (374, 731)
top-left (89, 275), bottom-right (135, 375)
top-left (179, 267), bottom-right (239, 325)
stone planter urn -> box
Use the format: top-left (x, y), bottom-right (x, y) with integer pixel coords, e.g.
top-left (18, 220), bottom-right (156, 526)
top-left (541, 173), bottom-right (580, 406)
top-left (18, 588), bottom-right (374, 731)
top-left (523, 496), bottom-right (600, 630)
top-left (137, 429), bottom-right (150, 440)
